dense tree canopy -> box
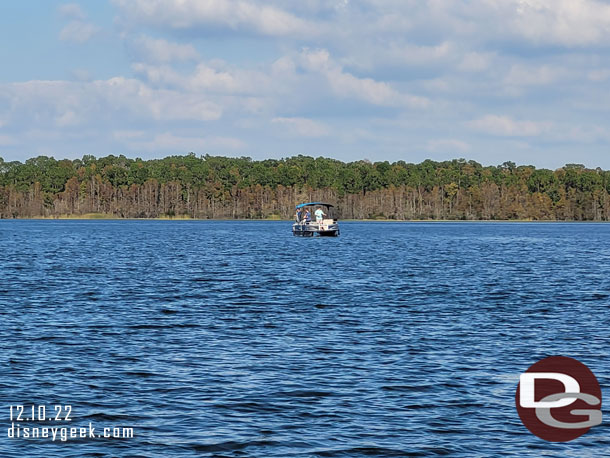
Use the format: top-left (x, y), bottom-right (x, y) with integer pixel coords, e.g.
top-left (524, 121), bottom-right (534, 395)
top-left (1, 154), bottom-right (610, 220)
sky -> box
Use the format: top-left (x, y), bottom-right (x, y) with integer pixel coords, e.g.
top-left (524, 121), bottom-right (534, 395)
top-left (1, 0), bottom-right (610, 168)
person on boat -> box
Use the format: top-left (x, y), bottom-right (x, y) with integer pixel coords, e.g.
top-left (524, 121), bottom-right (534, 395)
top-left (295, 208), bottom-right (302, 222)
top-left (303, 209), bottom-right (311, 223)
top-left (315, 207), bottom-right (326, 224)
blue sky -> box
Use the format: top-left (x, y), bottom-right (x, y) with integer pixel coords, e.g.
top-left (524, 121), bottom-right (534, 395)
top-left (1, 0), bottom-right (610, 168)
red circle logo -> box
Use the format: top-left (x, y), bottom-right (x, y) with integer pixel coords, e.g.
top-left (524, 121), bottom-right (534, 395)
top-left (515, 356), bottom-right (602, 442)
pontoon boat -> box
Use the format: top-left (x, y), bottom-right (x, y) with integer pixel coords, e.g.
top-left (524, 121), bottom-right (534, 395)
top-left (292, 202), bottom-right (340, 237)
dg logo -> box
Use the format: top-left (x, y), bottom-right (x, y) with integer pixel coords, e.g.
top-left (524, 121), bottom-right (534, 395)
top-left (515, 356), bottom-right (602, 442)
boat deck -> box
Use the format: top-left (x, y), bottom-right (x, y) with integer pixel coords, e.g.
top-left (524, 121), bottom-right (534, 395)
top-left (292, 219), bottom-right (340, 237)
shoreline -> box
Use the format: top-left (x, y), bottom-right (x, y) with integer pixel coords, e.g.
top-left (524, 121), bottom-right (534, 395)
top-left (1, 215), bottom-right (608, 223)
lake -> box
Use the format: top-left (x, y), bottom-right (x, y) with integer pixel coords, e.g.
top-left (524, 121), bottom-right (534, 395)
top-left (1, 220), bottom-right (610, 457)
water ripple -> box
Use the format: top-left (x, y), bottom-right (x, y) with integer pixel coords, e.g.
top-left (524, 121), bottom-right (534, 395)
top-left (1, 221), bottom-right (610, 457)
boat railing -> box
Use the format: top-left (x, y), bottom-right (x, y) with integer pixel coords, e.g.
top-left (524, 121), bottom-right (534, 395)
top-left (294, 219), bottom-right (337, 228)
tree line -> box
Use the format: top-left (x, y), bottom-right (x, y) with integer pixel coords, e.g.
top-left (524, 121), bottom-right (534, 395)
top-left (1, 153), bottom-right (610, 220)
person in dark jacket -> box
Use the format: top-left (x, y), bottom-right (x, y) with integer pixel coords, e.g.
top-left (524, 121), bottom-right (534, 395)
top-left (303, 209), bottom-right (311, 222)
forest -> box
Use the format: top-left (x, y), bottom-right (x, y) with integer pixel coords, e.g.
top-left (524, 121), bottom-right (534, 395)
top-left (1, 153), bottom-right (610, 220)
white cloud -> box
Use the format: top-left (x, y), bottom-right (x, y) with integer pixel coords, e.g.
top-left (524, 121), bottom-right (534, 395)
top-left (103, 77), bottom-right (222, 121)
top-left (55, 110), bottom-right (79, 127)
top-left (131, 63), bottom-right (182, 87)
top-left (508, 0), bottom-right (610, 46)
top-left (299, 48), bottom-right (429, 108)
top-left (340, 40), bottom-right (461, 76)
top-left (111, 1), bottom-right (610, 52)
top-left (131, 36), bottom-right (199, 63)
top-left (190, 63), bottom-right (260, 93)
top-left (271, 117), bottom-right (330, 137)
top-left (1, 78), bottom-right (222, 128)
top-left (132, 61), bottom-right (272, 96)
top-left (401, 41), bottom-right (454, 66)
top-left (468, 114), bottom-right (552, 137)
top-left (458, 52), bottom-right (494, 72)
top-left (271, 56), bottom-right (296, 76)
top-left (398, 0), bottom-right (610, 47)
top-left (113, 0), bottom-right (318, 37)
top-left (60, 21), bottom-right (100, 43)
top-left (338, 1), bottom-right (610, 48)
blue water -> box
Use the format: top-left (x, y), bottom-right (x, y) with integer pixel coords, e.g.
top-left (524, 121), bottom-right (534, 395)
top-left (1, 220), bottom-right (610, 457)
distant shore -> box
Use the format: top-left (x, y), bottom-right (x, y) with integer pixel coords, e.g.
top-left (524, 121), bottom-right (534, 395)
top-left (3, 155), bottom-right (610, 222)
top-left (2, 213), bottom-right (606, 223)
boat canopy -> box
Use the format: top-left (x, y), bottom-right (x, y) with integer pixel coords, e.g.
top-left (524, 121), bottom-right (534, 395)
top-left (295, 202), bottom-right (334, 209)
